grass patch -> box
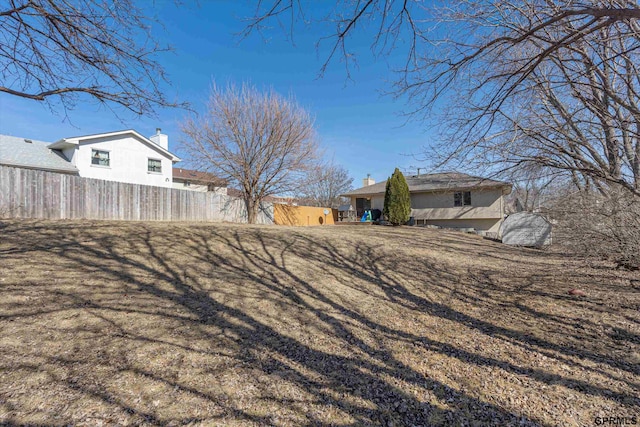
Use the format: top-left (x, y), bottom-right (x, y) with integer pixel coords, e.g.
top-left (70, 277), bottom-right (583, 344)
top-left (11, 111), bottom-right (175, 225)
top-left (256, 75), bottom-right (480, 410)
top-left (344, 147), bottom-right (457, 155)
top-left (0, 220), bottom-right (638, 426)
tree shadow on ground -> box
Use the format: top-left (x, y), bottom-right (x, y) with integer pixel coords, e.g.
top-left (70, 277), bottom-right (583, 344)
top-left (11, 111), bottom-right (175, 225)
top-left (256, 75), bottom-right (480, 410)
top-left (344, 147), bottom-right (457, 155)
top-left (0, 221), bottom-right (638, 426)
top-left (282, 233), bottom-right (639, 391)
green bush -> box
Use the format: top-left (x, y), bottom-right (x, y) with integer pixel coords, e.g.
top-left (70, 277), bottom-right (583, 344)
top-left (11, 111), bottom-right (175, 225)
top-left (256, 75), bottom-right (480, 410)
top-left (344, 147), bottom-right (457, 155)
top-left (383, 168), bottom-right (411, 225)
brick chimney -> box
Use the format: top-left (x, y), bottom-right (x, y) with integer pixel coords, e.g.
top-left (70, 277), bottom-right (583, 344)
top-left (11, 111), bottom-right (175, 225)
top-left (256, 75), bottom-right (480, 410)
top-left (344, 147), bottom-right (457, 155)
top-left (149, 128), bottom-right (169, 151)
top-left (362, 174), bottom-right (375, 187)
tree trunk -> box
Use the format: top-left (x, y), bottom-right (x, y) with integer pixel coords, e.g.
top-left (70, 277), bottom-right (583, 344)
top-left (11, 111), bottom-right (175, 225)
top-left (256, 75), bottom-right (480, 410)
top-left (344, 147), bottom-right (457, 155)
top-left (245, 198), bottom-right (258, 224)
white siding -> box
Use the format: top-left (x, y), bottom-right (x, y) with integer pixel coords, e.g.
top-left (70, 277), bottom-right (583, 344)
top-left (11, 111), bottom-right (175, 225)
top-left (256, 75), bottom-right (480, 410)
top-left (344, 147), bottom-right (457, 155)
top-left (73, 135), bottom-right (173, 188)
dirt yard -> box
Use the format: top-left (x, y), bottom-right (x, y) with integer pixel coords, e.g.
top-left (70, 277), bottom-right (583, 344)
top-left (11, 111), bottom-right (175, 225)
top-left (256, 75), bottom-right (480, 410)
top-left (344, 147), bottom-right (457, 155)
top-left (0, 220), bottom-right (638, 426)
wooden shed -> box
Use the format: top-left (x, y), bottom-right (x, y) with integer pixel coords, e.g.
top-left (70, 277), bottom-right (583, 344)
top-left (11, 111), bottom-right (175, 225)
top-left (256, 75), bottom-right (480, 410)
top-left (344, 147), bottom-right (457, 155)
top-left (500, 212), bottom-right (552, 247)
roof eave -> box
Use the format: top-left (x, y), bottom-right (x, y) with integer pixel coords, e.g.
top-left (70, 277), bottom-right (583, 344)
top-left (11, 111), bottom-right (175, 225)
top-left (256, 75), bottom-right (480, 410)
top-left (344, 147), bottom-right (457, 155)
top-left (342, 183), bottom-right (512, 198)
top-left (340, 192), bottom-right (381, 198)
top-left (411, 183), bottom-right (512, 193)
top-left (173, 177), bottom-right (228, 187)
top-left (68, 129), bottom-right (180, 161)
top-left (47, 139), bottom-right (78, 150)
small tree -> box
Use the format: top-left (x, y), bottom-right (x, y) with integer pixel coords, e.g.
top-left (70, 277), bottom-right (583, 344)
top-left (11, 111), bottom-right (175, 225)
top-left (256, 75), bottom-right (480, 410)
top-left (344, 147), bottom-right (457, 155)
top-left (383, 179), bottom-right (391, 218)
top-left (181, 82), bottom-right (319, 224)
top-left (383, 168), bottom-right (411, 225)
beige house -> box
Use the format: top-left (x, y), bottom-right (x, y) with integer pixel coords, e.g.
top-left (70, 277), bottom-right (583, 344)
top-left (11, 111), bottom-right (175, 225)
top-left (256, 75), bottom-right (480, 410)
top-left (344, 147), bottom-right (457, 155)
top-left (172, 168), bottom-right (228, 194)
top-left (342, 172), bottom-right (512, 233)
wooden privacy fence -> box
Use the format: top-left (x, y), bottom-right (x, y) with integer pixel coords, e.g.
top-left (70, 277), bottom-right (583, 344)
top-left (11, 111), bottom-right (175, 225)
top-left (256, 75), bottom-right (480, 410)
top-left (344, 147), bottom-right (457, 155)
top-left (0, 165), bottom-right (273, 224)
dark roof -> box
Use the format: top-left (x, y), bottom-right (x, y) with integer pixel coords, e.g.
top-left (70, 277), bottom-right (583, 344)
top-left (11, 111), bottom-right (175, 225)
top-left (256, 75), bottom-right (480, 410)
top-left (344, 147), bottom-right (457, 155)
top-left (0, 134), bottom-right (78, 174)
top-left (226, 188), bottom-right (242, 198)
top-left (342, 172), bottom-right (511, 197)
top-left (172, 168), bottom-right (227, 186)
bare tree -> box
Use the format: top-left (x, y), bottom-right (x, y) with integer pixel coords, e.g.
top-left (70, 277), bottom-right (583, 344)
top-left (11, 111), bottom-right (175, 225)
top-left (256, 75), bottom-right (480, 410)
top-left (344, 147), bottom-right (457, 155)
top-left (0, 0), bottom-right (185, 115)
top-left (298, 161), bottom-right (353, 208)
top-left (244, 1), bottom-right (640, 195)
top-left (180, 83), bottom-right (319, 224)
top-left (443, 17), bottom-right (640, 195)
top-left (244, 1), bottom-right (640, 267)
top-left (503, 165), bottom-right (561, 213)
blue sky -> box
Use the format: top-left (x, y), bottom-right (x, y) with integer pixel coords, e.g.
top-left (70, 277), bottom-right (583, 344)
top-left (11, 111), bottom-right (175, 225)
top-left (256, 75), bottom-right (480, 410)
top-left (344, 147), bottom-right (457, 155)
top-left (0, 1), bottom-right (436, 187)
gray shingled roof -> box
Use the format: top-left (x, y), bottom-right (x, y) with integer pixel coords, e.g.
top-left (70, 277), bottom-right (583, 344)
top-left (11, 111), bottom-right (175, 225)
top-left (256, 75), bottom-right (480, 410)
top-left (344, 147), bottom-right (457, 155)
top-left (0, 134), bottom-right (78, 173)
top-left (342, 172), bottom-right (511, 197)
top-left (173, 168), bottom-right (227, 186)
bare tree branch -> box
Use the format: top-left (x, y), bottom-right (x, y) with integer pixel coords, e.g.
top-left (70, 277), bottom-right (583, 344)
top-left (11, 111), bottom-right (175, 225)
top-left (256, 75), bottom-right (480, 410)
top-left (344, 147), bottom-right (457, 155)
top-left (243, 0), bottom-right (640, 197)
top-left (0, 0), bottom-right (187, 115)
top-left (297, 161), bottom-right (354, 208)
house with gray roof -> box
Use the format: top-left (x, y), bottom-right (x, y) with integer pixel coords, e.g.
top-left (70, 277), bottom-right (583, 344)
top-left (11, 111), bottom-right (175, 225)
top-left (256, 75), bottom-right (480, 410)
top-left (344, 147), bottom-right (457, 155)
top-left (0, 135), bottom-right (79, 174)
top-left (342, 172), bottom-right (512, 233)
top-left (1, 129), bottom-right (181, 188)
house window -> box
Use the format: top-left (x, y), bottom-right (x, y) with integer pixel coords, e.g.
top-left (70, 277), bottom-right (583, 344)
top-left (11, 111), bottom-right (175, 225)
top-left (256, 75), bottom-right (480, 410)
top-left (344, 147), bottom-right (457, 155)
top-left (91, 149), bottom-right (110, 167)
top-left (454, 191), bottom-right (471, 207)
top-left (148, 158), bottom-right (162, 173)
top-left (184, 180), bottom-right (191, 187)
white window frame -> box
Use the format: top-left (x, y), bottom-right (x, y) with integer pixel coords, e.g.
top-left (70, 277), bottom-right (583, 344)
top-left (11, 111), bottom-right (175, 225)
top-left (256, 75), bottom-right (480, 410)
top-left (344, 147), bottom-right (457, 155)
top-left (147, 158), bottom-right (162, 174)
top-left (91, 149), bottom-right (110, 167)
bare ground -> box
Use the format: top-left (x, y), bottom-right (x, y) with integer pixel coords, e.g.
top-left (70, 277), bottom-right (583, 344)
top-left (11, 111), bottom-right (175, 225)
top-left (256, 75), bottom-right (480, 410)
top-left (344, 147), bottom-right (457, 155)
top-left (0, 220), bottom-right (638, 426)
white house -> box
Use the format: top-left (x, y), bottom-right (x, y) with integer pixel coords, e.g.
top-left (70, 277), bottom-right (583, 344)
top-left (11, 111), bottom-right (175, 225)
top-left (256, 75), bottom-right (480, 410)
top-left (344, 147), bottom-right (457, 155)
top-left (47, 129), bottom-right (180, 188)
